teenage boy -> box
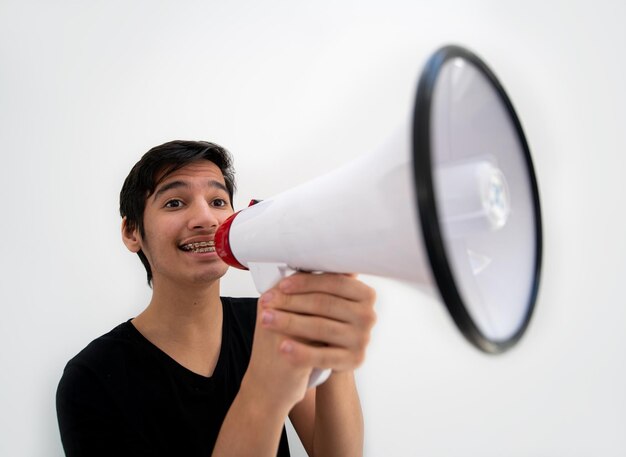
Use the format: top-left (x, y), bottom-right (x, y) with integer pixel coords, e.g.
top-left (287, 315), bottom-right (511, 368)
top-left (57, 140), bottom-right (376, 457)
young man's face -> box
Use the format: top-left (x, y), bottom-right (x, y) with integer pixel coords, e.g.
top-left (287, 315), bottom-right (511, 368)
top-left (125, 160), bottom-right (234, 287)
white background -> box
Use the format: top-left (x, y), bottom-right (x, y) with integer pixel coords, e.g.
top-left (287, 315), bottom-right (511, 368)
top-left (1, 1), bottom-right (625, 456)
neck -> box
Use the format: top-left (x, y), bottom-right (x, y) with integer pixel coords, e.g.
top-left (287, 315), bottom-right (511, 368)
top-left (131, 276), bottom-right (225, 377)
top-left (134, 275), bottom-right (223, 339)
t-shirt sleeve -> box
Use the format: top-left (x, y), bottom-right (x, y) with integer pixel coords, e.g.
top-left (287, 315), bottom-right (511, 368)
top-left (56, 361), bottom-right (151, 457)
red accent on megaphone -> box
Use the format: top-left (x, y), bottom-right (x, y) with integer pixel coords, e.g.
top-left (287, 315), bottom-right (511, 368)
top-left (215, 211), bottom-right (248, 270)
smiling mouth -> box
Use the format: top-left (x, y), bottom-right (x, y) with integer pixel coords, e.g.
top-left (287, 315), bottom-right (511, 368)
top-left (180, 241), bottom-right (216, 253)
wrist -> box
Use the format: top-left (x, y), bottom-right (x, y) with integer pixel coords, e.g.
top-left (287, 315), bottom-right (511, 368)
top-left (318, 370), bottom-right (356, 392)
top-left (213, 376), bottom-right (291, 457)
top-left (238, 372), bottom-right (295, 419)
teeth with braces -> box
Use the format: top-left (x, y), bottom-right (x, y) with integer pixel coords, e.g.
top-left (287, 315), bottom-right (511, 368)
top-left (181, 241), bottom-right (216, 253)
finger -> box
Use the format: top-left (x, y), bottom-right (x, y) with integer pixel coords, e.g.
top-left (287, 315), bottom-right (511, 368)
top-left (278, 272), bottom-right (375, 303)
top-left (261, 308), bottom-right (366, 349)
top-left (271, 291), bottom-right (368, 325)
top-left (261, 287), bottom-right (377, 329)
top-left (279, 338), bottom-right (367, 371)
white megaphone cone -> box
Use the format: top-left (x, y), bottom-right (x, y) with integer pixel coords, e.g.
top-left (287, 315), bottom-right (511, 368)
top-left (215, 45), bottom-right (543, 388)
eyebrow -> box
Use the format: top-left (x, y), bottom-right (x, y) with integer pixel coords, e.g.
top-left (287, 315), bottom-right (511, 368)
top-left (152, 179), bottom-right (229, 201)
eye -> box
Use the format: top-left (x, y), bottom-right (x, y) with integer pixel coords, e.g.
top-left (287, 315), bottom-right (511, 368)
top-left (164, 199), bottom-right (184, 209)
top-left (212, 198), bottom-right (228, 208)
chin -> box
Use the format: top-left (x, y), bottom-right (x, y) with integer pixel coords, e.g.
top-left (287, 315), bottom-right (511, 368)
top-left (191, 267), bottom-right (229, 284)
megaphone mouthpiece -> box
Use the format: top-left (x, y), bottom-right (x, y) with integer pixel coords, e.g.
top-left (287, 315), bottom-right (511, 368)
top-left (215, 210), bottom-right (247, 270)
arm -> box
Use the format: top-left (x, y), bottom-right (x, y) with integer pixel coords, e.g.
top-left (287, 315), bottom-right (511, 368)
top-left (290, 371), bottom-right (364, 457)
top-left (264, 273), bottom-right (376, 457)
top-left (211, 377), bottom-right (292, 457)
top-left (214, 273), bottom-right (375, 457)
top-left (212, 297), bottom-right (313, 457)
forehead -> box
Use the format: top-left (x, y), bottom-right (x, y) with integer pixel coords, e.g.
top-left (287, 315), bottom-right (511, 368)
top-left (156, 160), bottom-right (226, 186)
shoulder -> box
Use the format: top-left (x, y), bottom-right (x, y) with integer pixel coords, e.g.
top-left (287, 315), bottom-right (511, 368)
top-left (56, 322), bottom-right (136, 419)
top-left (56, 322), bottom-right (153, 455)
top-left (65, 322), bottom-right (137, 371)
top-left (57, 322), bottom-right (141, 394)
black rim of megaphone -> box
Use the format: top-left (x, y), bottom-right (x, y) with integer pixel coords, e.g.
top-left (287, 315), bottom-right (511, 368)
top-left (413, 45), bottom-right (543, 354)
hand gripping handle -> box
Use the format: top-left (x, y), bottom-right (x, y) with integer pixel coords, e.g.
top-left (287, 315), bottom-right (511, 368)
top-left (248, 262), bottom-right (332, 388)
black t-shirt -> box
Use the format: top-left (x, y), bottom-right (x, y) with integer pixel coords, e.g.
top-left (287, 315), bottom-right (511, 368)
top-left (56, 297), bottom-right (291, 457)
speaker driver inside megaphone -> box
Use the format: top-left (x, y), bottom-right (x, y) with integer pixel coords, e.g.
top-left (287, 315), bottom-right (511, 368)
top-left (413, 45), bottom-right (542, 353)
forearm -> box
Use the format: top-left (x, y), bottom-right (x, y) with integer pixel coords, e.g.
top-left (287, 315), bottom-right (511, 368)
top-left (313, 371), bottom-right (364, 457)
top-left (212, 379), bottom-right (291, 457)
top-left (259, 273), bottom-right (375, 457)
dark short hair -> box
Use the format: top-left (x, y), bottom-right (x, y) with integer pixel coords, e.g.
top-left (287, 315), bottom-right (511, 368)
top-left (119, 140), bottom-right (236, 285)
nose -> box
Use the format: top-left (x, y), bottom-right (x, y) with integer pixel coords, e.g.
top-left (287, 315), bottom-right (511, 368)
top-left (187, 199), bottom-right (220, 231)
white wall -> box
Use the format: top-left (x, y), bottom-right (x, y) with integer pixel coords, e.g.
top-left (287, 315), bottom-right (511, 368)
top-left (1, 1), bottom-right (625, 456)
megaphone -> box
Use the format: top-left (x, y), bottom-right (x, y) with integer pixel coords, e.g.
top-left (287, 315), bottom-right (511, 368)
top-left (215, 45), bottom-right (542, 386)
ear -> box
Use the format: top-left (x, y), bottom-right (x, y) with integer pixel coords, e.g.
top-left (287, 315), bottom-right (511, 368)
top-left (121, 217), bottom-right (142, 253)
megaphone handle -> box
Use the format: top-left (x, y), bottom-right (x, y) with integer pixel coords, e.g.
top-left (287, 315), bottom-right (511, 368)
top-left (248, 262), bottom-right (333, 388)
